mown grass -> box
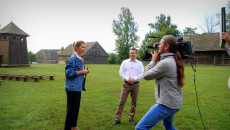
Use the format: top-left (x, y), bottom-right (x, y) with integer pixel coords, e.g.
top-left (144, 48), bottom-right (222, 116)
top-left (0, 64), bottom-right (230, 130)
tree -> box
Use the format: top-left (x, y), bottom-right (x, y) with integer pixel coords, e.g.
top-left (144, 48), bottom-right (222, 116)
top-left (60, 46), bottom-right (64, 52)
top-left (199, 15), bottom-right (217, 33)
top-left (139, 14), bottom-right (181, 60)
top-left (139, 33), bottom-right (150, 61)
top-left (112, 7), bottom-right (139, 63)
top-left (147, 14), bottom-right (181, 47)
top-left (227, 1), bottom-right (230, 30)
top-left (215, 1), bottom-right (230, 31)
top-left (108, 53), bottom-right (117, 64)
top-left (183, 27), bottom-right (197, 36)
top-left (148, 14), bottom-right (181, 37)
top-left (28, 51), bottom-right (37, 64)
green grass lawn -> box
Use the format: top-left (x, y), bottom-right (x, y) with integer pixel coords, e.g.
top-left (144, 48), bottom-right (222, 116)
top-left (0, 64), bottom-right (230, 130)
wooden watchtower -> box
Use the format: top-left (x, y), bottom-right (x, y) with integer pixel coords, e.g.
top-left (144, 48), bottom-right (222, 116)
top-left (0, 22), bottom-right (30, 67)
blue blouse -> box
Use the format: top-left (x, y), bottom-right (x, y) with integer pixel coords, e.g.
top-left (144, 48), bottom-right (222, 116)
top-left (64, 53), bottom-right (85, 92)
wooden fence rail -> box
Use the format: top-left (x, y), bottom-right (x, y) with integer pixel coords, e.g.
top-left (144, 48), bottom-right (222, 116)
top-left (0, 73), bottom-right (54, 83)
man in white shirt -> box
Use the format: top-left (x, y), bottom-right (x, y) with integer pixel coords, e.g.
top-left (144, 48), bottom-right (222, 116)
top-left (112, 48), bottom-right (144, 125)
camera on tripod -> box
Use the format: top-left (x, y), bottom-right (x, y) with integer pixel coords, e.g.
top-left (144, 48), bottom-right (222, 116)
top-left (145, 36), bottom-right (194, 59)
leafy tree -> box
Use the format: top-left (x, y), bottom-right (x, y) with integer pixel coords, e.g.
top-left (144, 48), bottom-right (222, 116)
top-left (215, 1), bottom-right (230, 31)
top-left (139, 14), bottom-right (181, 60)
top-left (147, 14), bottom-right (181, 47)
top-left (108, 53), bottom-right (117, 64)
top-left (60, 46), bottom-right (64, 52)
top-left (220, 1), bottom-right (230, 30)
top-left (112, 7), bottom-right (139, 63)
top-left (183, 27), bottom-right (197, 36)
top-left (139, 33), bottom-right (150, 61)
top-left (28, 51), bottom-right (37, 64)
top-left (227, 1), bottom-right (230, 30)
top-left (148, 14), bottom-right (181, 37)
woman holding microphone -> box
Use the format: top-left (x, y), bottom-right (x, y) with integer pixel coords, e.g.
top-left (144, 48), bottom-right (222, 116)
top-left (64, 41), bottom-right (90, 130)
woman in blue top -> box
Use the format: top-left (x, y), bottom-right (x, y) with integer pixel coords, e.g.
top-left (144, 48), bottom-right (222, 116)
top-left (64, 41), bottom-right (90, 130)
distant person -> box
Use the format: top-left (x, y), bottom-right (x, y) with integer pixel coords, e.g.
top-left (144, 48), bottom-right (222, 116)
top-left (136, 35), bottom-right (184, 130)
top-left (112, 48), bottom-right (144, 125)
top-left (221, 31), bottom-right (230, 55)
top-left (64, 41), bottom-right (90, 130)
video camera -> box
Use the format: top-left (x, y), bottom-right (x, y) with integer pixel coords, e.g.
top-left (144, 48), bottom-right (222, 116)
top-left (145, 36), bottom-right (194, 59)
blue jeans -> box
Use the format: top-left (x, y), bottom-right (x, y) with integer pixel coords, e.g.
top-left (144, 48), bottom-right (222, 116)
top-left (135, 104), bottom-right (179, 130)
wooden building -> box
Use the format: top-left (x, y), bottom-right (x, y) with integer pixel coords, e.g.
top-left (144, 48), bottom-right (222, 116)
top-left (183, 33), bottom-right (230, 65)
top-left (0, 22), bottom-right (29, 67)
top-left (36, 49), bottom-right (60, 64)
top-left (58, 41), bottom-right (108, 64)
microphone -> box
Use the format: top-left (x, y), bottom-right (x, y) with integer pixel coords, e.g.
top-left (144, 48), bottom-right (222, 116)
top-left (221, 7), bottom-right (226, 48)
top-left (147, 36), bottom-right (160, 39)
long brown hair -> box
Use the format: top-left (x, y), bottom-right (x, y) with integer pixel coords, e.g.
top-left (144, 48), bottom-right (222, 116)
top-left (162, 35), bottom-right (185, 87)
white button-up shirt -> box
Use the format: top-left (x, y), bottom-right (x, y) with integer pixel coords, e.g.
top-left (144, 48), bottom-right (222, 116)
top-left (119, 58), bottom-right (144, 82)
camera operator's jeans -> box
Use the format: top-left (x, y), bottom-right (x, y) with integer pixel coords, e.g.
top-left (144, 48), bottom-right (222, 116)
top-left (135, 104), bottom-right (179, 130)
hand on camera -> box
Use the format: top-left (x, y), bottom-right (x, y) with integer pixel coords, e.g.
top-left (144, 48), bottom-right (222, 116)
top-left (152, 51), bottom-right (160, 62)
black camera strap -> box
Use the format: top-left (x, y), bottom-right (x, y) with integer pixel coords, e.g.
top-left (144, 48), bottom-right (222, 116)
top-left (189, 57), bottom-right (205, 130)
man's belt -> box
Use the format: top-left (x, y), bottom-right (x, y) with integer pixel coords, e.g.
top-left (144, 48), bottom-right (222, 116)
top-left (124, 81), bottom-right (139, 84)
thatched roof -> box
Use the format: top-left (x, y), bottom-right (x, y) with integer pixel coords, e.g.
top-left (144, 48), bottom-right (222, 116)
top-left (0, 21), bottom-right (29, 36)
top-left (58, 41), bottom-right (106, 56)
top-left (183, 33), bottom-right (223, 51)
top-left (58, 44), bottom-right (73, 56)
top-left (36, 49), bottom-right (60, 60)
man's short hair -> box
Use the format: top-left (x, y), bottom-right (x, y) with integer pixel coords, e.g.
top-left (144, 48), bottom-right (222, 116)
top-left (130, 48), bottom-right (138, 54)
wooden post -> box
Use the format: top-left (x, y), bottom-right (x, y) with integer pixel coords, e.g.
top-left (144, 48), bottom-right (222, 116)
top-left (34, 77), bottom-right (39, 82)
top-left (24, 76), bottom-right (29, 82)
top-left (214, 56), bottom-right (216, 65)
top-left (16, 75), bottom-right (21, 81)
top-left (0, 80), bottom-right (3, 86)
top-left (49, 75), bottom-right (54, 80)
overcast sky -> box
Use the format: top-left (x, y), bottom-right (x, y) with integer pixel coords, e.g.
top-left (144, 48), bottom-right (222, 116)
top-left (0, 0), bottom-right (228, 53)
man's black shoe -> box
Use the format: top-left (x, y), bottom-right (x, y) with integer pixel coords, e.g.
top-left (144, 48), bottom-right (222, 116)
top-left (112, 120), bottom-right (120, 125)
top-left (129, 119), bottom-right (136, 125)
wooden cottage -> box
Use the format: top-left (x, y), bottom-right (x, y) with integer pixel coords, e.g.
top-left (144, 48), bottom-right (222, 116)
top-left (36, 49), bottom-right (60, 64)
top-left (0, 22), bottom-right (29, 67)
top-left (58, 41), bottom-right (108, 64)
top-left (183, 33), bottom-right (230, 65)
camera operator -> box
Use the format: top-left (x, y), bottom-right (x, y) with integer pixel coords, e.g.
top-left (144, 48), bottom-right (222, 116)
top-left (135, 35), bottom-right (184, 130)
top-left (221, 31), bottom-right (230, 56)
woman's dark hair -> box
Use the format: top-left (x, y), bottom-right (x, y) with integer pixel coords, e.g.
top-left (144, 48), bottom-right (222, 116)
top-left (162, 35), bottom-right (185, 87)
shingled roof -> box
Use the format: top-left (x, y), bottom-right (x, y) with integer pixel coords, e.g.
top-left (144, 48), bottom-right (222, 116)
top-left (183, 33), bottom-right (223, 51)
top-left (0, 21), bottom-right (29, 36)
top-left (36, 49), bottom-right (60, 60)
top-left (58, 41), bottom-right (98, 56)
